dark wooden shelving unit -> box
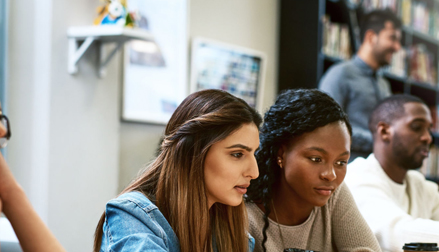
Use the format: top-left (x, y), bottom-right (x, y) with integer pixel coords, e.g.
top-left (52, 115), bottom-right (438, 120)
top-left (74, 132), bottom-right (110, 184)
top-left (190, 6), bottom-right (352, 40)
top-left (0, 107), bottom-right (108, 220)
top-left (278, 0), bottom-right (439, 182)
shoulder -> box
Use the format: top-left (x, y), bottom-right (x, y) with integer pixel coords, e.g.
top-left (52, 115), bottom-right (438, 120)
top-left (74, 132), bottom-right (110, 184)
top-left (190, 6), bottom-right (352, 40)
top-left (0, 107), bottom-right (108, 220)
top-left (406, 170), bottom-right (439, 194)
top-left (105, 191), bottom-right (168, 239)
top-left (102, 192), bottom-right (177, 251)
top-left (327, 182), bottom-right (352, 208)
top-left (107, 191), bottom-right (157, 213)
top-left (105, 191), bottom-right (160, 224)
top-left (345, 156), bottom-right (384, 188)
top-left (322, 60), bottom-right (358, 79)
top-left (319, 60), bottom-right (358, 91)
top-left (245, 202), bottom-right (264, 226)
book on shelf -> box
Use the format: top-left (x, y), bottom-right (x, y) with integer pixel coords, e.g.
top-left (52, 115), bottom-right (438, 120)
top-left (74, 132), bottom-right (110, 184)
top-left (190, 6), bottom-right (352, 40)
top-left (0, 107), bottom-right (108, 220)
top-left (409, 44), bottom-right (437, 86)
top-left (386, 47), bottom-right (407, 77)
top-left (420, 105), bottom-right (439, 182)
top-left (401, 0), bottom-right (411, 26)
top-left (363, 0), bottom-right (439, 39)
top-left (362, 0), bottom-right (398, 13)
top-left (412, 1), bottom-right (437, 37)
top-left (420, 144), bottom-right (439, 181)
top-left (322, 15), bottom-right (351, 60)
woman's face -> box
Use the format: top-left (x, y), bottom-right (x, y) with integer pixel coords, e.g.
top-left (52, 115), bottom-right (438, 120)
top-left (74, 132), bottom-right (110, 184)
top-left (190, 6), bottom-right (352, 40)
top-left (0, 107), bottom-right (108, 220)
top-left (279, 121), bottom-right (351, 208)
top-left (204, 123), bottom-right (260, 208)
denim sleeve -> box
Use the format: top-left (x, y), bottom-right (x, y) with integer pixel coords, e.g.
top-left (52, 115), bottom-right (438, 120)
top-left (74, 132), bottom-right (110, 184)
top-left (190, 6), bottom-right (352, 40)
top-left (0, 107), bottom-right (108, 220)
top-left (103, 199), bottom-right (169, 252)
top-left (248, 234), bottom-right (255, 252)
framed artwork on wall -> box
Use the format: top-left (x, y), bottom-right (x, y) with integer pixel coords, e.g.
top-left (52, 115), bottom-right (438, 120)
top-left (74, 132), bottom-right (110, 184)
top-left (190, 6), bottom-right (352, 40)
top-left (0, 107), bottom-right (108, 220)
top-left (122, 0), bottom-right (188, 124)
top-left (190, 37), bottom-right (266, 112)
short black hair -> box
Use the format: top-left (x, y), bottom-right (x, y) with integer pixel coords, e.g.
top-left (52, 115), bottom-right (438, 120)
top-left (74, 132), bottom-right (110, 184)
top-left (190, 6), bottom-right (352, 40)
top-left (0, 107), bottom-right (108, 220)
top-left (369, 94), bottom-right (426, 136)
top-left (360, 9), bottom-right (402, 42)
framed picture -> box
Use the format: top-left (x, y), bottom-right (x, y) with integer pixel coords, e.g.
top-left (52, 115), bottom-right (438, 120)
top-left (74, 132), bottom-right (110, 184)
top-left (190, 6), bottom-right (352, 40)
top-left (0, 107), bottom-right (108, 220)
top-left (190, 37), bottom-right (266, 112)
top-left (122, 0), bottom-right (188, 124)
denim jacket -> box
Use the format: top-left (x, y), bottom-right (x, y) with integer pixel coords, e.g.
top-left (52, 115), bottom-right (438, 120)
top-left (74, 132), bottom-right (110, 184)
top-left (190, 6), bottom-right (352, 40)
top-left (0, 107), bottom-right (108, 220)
top-left (100, 191), bottom-right (255, 252)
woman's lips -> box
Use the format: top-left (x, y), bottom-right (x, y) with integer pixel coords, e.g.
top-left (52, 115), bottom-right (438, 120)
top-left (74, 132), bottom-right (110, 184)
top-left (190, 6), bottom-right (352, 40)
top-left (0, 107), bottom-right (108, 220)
top-left (234, 184), bottom-right (250, 194)
top-left (314, 187), bottom-right (334, 196)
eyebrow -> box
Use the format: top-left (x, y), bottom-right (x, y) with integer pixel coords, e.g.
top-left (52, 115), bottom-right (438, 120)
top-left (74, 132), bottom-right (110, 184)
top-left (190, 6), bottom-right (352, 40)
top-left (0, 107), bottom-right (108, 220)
top-left (411, 118), bottom-right (433, 127)
top-left (226, 144), bottom-right (253, 152)
top-left (305, 147), bottom-right (350, 157)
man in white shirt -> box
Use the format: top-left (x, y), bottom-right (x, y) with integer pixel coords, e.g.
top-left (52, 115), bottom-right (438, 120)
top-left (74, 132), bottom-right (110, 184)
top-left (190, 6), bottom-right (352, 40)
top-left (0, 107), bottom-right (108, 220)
top-left (345, 94), bottom-right (439, 252)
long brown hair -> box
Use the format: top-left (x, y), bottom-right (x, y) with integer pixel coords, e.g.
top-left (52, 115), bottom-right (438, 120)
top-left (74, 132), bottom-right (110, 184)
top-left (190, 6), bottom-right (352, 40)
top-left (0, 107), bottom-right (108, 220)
top-left (93, 89), bottom-right (262, 252)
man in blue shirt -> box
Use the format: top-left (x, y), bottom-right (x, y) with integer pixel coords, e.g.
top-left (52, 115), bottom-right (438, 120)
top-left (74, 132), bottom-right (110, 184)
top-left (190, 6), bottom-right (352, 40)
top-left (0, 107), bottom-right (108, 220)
top-left (319, 9), bottom-right (402, 162)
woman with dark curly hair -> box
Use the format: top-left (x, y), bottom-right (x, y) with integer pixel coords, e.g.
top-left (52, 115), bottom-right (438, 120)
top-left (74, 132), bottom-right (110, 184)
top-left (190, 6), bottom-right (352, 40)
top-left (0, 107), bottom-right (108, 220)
top-left (246, 89), bottom-right (381, 252)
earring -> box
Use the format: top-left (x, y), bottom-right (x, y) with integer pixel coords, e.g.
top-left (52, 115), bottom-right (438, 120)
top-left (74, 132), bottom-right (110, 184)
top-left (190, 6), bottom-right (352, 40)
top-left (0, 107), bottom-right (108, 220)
top-left (277, 157), bottom-right (283, 168)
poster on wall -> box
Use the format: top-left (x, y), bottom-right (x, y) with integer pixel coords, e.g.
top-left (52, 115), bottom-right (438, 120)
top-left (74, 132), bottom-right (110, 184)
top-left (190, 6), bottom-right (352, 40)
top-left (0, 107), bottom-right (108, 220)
top-left (190, 37), bottom-right (266, 112)
top-left (122, 0), bottom-right (188, 124)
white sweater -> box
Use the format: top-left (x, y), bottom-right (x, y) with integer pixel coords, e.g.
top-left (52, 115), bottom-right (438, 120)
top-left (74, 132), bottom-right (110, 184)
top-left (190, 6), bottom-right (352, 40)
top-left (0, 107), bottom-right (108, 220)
top-left (345, 154), bottom-right (439, 252)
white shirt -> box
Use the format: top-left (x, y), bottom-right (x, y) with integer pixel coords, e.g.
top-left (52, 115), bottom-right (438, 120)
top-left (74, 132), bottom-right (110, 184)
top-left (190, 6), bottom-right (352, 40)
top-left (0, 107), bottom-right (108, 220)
top-left (345, 154), bottom-right (439, 252)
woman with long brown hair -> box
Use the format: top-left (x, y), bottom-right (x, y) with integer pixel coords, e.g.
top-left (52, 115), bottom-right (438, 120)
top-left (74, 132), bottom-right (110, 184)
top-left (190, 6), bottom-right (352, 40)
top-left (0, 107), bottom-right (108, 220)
top-left (94, 89), bottom-right (262, 252)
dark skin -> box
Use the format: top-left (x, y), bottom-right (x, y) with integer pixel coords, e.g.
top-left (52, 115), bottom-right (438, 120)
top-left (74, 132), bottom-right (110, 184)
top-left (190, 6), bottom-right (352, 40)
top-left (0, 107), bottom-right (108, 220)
top-left (357, 21), bottom-right (402, 70)
top-left (257, 121), bottom-right (351, 226)
top-left (374, 102), bottom-right (433, 184)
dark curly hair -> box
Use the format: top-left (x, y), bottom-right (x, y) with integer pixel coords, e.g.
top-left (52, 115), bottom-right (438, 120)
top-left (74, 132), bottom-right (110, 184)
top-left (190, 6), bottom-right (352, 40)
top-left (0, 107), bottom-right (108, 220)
top-left (246, 89), bottom-right (352, 251)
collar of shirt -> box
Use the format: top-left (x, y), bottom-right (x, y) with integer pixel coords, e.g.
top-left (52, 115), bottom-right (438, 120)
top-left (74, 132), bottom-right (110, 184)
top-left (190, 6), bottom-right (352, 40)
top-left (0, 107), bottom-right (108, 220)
top-left (352, 55), bottom-right (377, 78)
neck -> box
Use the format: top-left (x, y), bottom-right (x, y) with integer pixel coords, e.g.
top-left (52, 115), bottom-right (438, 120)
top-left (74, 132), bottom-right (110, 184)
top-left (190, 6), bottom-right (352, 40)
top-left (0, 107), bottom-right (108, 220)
top-left (374, 146), bottom-right (407, 184)
top-left (357, 46), bottom-right (380, 70)
top-left (258, 180), bottom-right (314, 226)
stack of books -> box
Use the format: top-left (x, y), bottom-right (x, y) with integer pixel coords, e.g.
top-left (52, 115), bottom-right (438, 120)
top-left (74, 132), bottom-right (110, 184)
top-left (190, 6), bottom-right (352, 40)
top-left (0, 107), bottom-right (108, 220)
top-left (362, 0), bottom-right (398, 12)
top-left (420, 144), bottom-right (439, 181)
top-left (409, 44), bottom-right (437, 86)
top-left (412, 1), bottom-right (437, 37)
top-left (387, 48), bottom-right (407, 77)
top-left (322, 15), bottom-right (351, 60)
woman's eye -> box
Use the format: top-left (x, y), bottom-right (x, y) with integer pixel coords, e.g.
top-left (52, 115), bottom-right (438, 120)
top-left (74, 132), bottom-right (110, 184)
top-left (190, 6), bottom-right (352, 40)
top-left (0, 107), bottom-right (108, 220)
top-left (310, 157), bottom-right (322, 162)
top-left (336, 160), bottom-right (347, 166)
top-left (231, 153), bottom-right (243, 158)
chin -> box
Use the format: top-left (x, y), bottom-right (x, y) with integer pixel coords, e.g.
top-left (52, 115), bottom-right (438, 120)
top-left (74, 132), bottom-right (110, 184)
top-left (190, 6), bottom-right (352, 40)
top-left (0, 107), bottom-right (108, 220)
top-left (221, 197), bottom-right (243, 207)
top-left (313, 198), bottom-right (330, 207)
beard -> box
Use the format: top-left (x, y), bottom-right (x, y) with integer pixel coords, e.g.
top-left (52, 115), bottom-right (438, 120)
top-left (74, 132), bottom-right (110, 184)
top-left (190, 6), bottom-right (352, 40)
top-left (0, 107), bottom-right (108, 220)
top-left (372, 48), bottom-right (393, 67)
top-left (391, 133), bottom-right (427, 170)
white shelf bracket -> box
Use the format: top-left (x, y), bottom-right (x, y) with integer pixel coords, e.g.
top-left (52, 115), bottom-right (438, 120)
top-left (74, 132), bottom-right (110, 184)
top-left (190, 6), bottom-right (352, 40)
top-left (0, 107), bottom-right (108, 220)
top-left (67, 26), bottom-right (154, 77)
top-left (99, 42), bottom-right (124, 78)
top-left (68, 36), bottom-right (96, 75)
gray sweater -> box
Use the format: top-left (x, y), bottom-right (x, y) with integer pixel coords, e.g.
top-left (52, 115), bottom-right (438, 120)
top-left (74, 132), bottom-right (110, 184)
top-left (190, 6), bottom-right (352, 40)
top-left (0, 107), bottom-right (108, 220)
top-left (319, 56), bottom-right (391, 161)
top-left (246, 183), bottom-right (381, 252)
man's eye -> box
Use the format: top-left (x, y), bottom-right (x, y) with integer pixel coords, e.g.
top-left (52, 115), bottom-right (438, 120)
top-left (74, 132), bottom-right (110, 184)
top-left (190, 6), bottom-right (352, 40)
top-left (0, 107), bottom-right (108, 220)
top-left (310, 157), bottom-right (322, 162)
top-left (232, 153), bottom-right (243, 158)
top-left (410, 124), bottom-right (422, 132)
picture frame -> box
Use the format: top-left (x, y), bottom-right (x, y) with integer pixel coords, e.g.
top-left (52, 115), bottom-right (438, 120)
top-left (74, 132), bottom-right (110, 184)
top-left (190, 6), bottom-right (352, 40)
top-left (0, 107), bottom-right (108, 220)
top-left (122, 0), bottom-right (188, 124)
top-left (190, 37), bottom-right (266, 112)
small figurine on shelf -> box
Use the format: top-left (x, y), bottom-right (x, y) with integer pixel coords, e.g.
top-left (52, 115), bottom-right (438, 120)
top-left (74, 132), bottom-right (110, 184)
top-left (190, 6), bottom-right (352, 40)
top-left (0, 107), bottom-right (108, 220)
top-left (94, 0), bottom-right (128, 27)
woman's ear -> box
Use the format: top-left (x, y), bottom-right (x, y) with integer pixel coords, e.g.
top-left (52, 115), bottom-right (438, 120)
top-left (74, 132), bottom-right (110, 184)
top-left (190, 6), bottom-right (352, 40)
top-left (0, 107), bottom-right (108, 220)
top-left (377, 122), bottom-right (391, 143)
top-left (277, 145), bottom-right (286, 168)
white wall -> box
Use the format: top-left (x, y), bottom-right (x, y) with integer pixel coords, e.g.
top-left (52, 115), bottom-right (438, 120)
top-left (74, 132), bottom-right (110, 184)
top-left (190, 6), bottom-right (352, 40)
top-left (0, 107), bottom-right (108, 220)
top-left (7, 0), bottom-right (278, 251)
top-left (8, 0), bottom-right (120, 251)
top-left (119, 0), bottom-right (280, 191)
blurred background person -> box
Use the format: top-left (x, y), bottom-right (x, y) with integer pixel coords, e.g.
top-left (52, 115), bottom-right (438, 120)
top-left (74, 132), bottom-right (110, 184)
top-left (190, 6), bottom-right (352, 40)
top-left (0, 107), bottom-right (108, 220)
top-left (319, 9), bottom-right (402, 162)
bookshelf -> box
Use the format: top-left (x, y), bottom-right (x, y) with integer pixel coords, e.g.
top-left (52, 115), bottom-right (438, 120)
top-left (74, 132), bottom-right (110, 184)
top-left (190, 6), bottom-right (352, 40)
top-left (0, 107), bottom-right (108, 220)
top-left (278, 0), bottom-right (439, 181)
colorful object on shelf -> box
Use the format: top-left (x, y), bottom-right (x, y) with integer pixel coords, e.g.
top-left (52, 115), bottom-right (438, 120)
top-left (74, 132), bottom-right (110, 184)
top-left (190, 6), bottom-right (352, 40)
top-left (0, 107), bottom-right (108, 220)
top-left (101, 0), bottom-right (127, 26)
top-left (94, 0), bottom-right (129, 27)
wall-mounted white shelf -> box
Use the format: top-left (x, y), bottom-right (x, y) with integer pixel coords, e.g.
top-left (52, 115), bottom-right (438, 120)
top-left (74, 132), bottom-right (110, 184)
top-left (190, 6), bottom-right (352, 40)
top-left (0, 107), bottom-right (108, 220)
top-left (67, 26), bottom-right (154, 78)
